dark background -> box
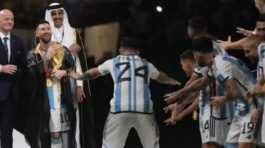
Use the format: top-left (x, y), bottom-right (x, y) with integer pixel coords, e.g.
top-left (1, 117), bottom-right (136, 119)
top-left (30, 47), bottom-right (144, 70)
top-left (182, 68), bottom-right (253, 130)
top-left (0, 0), bottom-right (260, 147)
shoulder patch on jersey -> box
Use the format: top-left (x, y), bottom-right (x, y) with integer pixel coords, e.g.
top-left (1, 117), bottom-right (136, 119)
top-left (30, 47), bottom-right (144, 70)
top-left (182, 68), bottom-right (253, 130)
top-left (222, 55), bottom-right (244, 67)
top-left (258, 42), bottom-right (265, 56)
top-left (260, 48), bottom-right (265, 58)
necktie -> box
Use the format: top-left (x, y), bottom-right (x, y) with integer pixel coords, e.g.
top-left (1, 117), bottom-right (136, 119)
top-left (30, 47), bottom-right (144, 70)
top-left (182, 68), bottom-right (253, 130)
top-left (3, 37), bottom-right (9, 61)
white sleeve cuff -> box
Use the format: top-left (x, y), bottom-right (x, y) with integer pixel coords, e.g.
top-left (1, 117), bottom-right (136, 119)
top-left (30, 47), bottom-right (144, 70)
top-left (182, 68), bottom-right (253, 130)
top-left (76, 80), bottom-right (83, 86)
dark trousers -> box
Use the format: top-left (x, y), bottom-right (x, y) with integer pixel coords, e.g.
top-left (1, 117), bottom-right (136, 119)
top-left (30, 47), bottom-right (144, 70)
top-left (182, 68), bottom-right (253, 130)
top-left (0, 99), bottom-right (16, 148)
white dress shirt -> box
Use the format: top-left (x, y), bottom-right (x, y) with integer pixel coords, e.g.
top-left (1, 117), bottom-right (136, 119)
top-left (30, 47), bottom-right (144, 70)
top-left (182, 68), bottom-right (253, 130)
top-left (0, 32), bottom-right (11, 62)
top-left (53, 27), bottom-right (64, 44)
top-left (0, 32), bottom-right (11, 72)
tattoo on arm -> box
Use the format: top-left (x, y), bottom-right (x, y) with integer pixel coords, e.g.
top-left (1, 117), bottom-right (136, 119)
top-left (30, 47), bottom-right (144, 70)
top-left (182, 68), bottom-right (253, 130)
top-left (224, 79), bottom-right (243, 99)
top-left (78, 68), bottom-right (102, 80)
top-left (156, 72), bottom-right (180, 85)
top-left (183, 76), bottom-right (209, 93)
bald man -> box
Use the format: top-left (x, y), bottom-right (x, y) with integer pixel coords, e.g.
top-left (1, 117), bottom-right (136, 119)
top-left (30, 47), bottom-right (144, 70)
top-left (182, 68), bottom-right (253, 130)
top-left (0, 9), bottom-right (26, 148)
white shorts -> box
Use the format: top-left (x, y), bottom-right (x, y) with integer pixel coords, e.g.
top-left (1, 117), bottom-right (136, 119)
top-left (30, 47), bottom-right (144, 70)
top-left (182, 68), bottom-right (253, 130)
top-left (50, 107), bottom-right (71, 132)
top-left (261, 107), bottom-right (265, 144)
top-left (102, 112), bottom-right (159, 148)
top-left (226, 113), bottom-right (257, 144)
top-left (199, 108), bottom-right (229, 145)
top-left (257, 127), bottom-right (265, 147)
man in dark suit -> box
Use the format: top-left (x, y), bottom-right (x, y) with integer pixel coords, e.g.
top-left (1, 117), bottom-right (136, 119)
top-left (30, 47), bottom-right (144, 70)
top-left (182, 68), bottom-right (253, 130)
top-left (0, 9), bottom-right (26, 148)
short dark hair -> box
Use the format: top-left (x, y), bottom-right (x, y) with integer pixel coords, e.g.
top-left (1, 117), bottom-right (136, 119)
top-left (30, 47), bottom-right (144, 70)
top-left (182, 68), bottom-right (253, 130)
top-left (36, 20), bottom-right (50, 28)
top-left (192, 37), bottom-right (213, 53)
top-left (180, 50), bottom-right (195, 61)
top-left (35, 20), bottom-right (50, 43)
top-left (188, 16), bottom-right (208, 31)
top-left (120, 37), bottom-right (144, 50)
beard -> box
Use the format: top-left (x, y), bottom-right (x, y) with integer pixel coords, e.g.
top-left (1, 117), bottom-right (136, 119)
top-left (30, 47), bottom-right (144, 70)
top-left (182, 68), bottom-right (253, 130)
top-left (53, 19), bottom-right (63, 28)
top-left (197, 61), bottom-right (207, 67)
top-left (40, 36), bottom-right (51, 44)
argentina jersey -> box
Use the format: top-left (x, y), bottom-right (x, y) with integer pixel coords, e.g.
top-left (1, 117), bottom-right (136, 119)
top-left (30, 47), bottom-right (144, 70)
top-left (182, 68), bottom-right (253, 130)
top-left (194, 67), bottom-right (210, 116)
top-left (257, 42), bottom-right (265, 80)
top-left (256, 42), bottom-right (265, 107)
top-left (212, 55), bottom-right (256, 116)
top-left (213, 40), bottom-right (227, 56)
top-left (194, 41), bottom-right (227, 118)
top-left (195, 66), bottom-right (227, 119)
top-left (98, 55), bottom-right (160, 113)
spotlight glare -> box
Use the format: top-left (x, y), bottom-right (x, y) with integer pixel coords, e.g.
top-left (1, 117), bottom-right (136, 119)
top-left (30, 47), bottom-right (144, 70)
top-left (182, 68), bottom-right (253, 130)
top-left (156, 5), bottom-right (163, 13)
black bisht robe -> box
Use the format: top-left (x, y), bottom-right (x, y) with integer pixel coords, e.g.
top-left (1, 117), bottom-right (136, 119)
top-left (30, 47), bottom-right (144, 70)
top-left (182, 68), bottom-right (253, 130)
top-left (14, 47), bottom-right (76, 148)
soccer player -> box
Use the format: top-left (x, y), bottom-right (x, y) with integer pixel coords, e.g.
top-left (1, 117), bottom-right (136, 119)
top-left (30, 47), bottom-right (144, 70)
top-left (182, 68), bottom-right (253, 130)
top-left (242, 16), bottom-right (265, 147)
top-left (34, 20), bottom-right (75, 148)
top-left (71, 37), bottom-right (180, 148)
top-left (164, 50), bottom-right (199, 124)
top-left (165, 17), bottom-right (227, 104)
top-left (165, 50), bottom-right (229, 148)
top-left (187, 16), bottom-right (226, 56)
top-left (164, 18), bottom-right (229, 148)
top-left (165, 37), bottom-right (259, 148)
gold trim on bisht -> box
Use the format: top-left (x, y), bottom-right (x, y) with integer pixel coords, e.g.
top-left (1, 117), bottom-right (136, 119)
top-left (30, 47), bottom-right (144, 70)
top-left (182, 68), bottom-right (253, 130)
top-left (35, 42), bottom-right (65, 87)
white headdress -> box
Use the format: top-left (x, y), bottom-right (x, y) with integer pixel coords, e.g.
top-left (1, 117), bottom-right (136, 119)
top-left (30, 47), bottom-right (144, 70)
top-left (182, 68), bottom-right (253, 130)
top-left (45, 2), bottom-right (76, 48)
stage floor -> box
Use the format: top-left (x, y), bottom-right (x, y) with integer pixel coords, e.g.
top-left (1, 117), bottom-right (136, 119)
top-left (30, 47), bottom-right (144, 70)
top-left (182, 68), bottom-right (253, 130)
top-left (13, 130), bottom-right (30, 148)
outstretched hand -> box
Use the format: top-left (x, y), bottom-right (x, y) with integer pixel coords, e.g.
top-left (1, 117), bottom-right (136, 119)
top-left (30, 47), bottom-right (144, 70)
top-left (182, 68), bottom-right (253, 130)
top-left (69, 71), bottom-right (81, 80)
top-left (250, 109), bottom-right (262, 123)
top-left (163, 103), bottom-right (184, 125)
top-left (247, 79), bottom-right (265, 99)
top-left (170, 80), bottom-right (182, 86)
top-left (164, 89), bottom-right (186, 105)
top-left (217, 36), bottom-right (232, 50)
top-left (236, 27), bottom-right (254, 37)
top-left (210, 96), bottom-right (227, 106)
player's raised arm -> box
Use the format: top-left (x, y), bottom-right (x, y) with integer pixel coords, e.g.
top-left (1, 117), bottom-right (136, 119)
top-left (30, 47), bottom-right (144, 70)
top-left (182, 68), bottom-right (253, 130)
top-left (71, 67), bottom-right (102, 80)
top-left (71, 58), bottom-right (113, 80)
top-left (225, 79), bottom-right (245, 99)
top-left (164, 96), bottom-right (199, 125)
top-left (217, 35), bottom-right (246, 50)
top-left (185, 72), bottom-right (200, 86)
top-left (147, 61), bottom-right (181, 85)
top-left (164, 75), bottom-right (209, 105)
top-left (210, 79), bottom-right (245, 106)
top-left (155, 71), bottom-right (181, 86)
top-left (248, 79), bottom-right (265, 98)
top-left (210, 58), bottom-right (251, 106)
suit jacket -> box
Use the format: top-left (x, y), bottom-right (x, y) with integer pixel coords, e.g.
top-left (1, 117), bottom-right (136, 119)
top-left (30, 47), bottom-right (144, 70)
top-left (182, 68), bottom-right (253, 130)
top-left (0, 34), bottom-right (26, 101)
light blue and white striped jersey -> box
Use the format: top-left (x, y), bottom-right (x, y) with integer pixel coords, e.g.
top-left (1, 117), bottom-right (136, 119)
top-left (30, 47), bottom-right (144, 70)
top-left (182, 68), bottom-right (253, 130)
top-left (257, 42), bottom-right (265, 81)
top-left (194, 41), bottom-right (227, 118)
top-left (195, 67), bottom-right (228, 120)
top-left (256, 42), bottom-right (265, 107)
top-left (194, 67), bottom-right (210, 116)
top-left (210, 55), bottom-right (256, 116)
top-left (98, 55), bottom-right (160, 113)
top-left (213, 40), bottom-right (227, 56)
